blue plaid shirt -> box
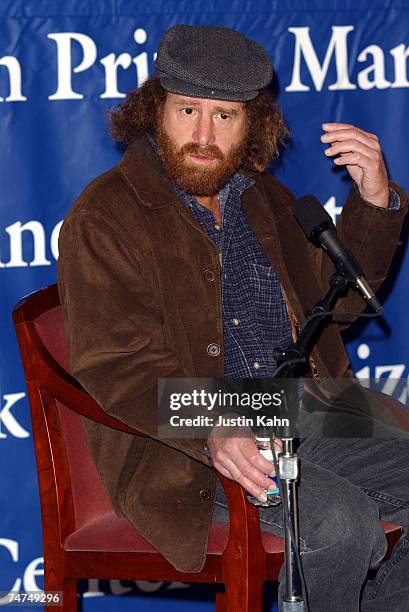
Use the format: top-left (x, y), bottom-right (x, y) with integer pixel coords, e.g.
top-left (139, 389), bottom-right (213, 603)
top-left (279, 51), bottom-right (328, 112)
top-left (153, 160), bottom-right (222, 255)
top-left (166, 133), bottom-right (400, 380)
top-left (173, 173), bottom-right (293, 378)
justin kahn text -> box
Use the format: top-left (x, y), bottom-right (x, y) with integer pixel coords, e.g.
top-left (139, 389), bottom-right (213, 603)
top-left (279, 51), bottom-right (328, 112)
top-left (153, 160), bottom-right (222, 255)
top-left (169, 415), bottom-right (289, 427)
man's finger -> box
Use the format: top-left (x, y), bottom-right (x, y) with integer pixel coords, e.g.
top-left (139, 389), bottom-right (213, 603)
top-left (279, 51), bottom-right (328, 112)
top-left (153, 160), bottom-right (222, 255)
top-left (212, 442), bottom-right (277, 488)
top-left (322, 122), bottom-right (374, 133)
top-left (213, 456), bottom-right (271, 501)
top-left (240, 443), bottom-right (277, 476)
top-left (324, 140), bottom-right (379, 161)
top-left (221, 450), bottom-right (277, 487)
top-left (214, 435), bottom-right (275, 474)
top-left (321, 129), bottom-right (380, 150)
top-left (332, 152), bottom-right (374, 167)
top-left (234, 472), bottom-right (274, 501)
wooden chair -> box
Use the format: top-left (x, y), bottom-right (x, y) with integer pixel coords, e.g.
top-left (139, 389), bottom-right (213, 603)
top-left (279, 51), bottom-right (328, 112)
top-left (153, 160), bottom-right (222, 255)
top-left (12, 284), bottom-right (403, 611)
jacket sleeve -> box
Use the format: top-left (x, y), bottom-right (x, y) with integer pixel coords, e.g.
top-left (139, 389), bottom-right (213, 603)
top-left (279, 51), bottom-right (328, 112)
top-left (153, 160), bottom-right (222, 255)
top-left (57, 207), bottom-right (210, 465)
top-left (333, 181), bottom-right (408, 315)
top-left (277, 178), bottom-right (408, 319)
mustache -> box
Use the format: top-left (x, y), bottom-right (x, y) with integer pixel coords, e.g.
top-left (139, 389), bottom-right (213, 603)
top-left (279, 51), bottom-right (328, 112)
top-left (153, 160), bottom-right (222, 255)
top-left (180, 142), bottom-right (225, 160)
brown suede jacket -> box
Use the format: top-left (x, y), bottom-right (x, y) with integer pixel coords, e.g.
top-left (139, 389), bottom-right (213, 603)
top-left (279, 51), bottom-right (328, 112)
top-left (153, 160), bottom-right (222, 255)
top-left (57, 135), bottom-right (408, 572)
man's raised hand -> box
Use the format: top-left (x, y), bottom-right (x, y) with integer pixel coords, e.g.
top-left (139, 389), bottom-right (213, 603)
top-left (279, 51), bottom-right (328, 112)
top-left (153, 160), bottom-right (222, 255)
top-left (321, 122), bottom-right (389, 208)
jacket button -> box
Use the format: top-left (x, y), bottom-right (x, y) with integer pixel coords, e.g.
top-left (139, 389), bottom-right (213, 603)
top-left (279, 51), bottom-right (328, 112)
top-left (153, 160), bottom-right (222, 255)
top-left (207, 343), bottom-right (220, 357)
top-left (199, 489), bottom-right (211, 501)
top-left (204, 269), bottom-right (215, 282)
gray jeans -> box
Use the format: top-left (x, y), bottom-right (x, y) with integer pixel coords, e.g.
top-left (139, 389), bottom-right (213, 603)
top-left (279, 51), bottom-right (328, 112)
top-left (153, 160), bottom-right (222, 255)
top-left (212, 421), bottom-right (409, 611)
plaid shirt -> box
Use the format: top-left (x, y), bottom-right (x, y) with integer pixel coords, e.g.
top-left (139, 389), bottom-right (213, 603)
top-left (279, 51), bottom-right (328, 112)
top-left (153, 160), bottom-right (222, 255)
top-left (172, 160), bottom-right (400, 380)
top-left (173, 172), bottom-right (293, 378)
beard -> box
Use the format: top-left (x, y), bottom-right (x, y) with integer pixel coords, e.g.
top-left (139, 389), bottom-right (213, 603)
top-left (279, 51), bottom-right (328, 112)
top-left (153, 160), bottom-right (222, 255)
top-left (154, 121), bottom-right (247, 197)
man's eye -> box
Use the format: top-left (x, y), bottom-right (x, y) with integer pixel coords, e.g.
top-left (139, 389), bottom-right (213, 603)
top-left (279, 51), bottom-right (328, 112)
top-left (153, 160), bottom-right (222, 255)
top-left (219, 113), bottom-right (231, 120)
top-left (183, 108), bottom-right (194, 115)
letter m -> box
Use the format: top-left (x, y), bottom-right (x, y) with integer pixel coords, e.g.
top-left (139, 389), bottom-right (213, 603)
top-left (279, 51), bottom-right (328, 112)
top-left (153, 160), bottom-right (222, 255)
top-left (286, 26), bottom-right (356, 92)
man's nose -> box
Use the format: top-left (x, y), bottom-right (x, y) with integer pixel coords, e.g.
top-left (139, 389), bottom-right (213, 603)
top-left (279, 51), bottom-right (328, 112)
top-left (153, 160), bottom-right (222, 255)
top-left (192, 114), bottom-right (215, 146)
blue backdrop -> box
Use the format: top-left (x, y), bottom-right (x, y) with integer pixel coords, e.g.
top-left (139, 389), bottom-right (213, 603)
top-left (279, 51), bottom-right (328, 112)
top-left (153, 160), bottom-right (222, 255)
top-left (1, 1), bottom-right (408, 609)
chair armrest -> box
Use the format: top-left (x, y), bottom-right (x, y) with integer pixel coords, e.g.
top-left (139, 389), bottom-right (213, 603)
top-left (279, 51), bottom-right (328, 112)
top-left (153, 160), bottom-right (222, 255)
top-left (14, 317), bottom-right (146, 437)
top-left (216, 472), bottom-right (263, 538)
top-left (44, 369), bottom-right (146, 436)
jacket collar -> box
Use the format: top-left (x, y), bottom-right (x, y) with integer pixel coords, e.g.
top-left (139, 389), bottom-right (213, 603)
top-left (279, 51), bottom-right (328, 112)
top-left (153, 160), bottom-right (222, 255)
top-left (118, 134), bottom-right (180, 209)
top-left (118, 134), bottom-right (260, 209)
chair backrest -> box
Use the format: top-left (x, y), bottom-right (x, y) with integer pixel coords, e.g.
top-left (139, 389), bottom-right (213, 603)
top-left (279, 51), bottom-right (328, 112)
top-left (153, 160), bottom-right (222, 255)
top-left (13, 285), bottom-right (113, 535)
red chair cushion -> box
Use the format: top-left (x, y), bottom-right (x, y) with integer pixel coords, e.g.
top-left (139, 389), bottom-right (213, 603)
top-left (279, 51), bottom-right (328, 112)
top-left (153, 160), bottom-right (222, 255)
top-left (64, 512), bottom-right (284, 554)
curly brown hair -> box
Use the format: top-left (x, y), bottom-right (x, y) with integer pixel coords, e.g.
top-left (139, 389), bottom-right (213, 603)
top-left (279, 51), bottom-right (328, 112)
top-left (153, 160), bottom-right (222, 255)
top-left (108, 77), bottom-right (288, 172)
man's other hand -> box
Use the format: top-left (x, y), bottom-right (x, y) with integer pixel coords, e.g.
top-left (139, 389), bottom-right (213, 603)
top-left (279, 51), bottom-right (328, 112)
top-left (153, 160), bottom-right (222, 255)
top-left (207, 430), bottom-right (283, 502)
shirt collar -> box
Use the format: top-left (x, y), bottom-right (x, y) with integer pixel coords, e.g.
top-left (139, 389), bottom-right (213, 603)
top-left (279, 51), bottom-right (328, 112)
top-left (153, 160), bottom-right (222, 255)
top-left (173, 170), bottom-right (255, 213)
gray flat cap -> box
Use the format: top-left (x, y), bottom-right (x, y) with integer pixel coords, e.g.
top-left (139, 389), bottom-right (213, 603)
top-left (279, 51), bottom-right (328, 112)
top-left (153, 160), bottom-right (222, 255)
top-left (153, 24), bottom-right (273, 101)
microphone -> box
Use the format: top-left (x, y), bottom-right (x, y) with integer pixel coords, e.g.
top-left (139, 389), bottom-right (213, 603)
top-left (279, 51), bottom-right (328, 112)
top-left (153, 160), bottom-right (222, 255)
top-left (294, 195), bottom-right (382, 314)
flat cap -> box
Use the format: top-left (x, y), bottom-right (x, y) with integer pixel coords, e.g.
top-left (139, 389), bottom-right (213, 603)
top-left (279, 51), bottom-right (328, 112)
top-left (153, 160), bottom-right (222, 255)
top-left (153, 24), bottom-right (273, 101)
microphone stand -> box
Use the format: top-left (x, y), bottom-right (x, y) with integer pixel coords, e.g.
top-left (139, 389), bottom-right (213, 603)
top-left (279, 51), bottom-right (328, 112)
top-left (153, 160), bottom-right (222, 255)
top-left (271, 272), bottom-right (350, 611)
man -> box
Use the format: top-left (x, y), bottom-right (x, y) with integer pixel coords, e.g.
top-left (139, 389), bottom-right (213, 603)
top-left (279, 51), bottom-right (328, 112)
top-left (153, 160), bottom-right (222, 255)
top-left (58, 25), bottom-right (409, 610)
